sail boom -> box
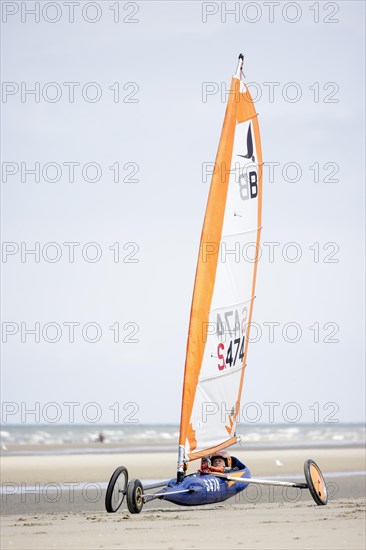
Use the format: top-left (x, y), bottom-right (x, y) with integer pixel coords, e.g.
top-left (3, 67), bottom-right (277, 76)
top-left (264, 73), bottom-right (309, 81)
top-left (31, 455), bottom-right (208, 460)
top-left (188, 437), bottom-right (238, 462)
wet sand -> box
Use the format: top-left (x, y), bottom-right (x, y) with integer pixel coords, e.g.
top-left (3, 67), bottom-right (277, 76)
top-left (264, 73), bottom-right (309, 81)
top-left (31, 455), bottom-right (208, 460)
top-left (1, 447), bottom-right (365, 549)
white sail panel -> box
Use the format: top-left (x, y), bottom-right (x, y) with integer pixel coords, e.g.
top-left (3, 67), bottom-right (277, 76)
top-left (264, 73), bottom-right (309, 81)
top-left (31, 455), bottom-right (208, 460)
top-left (186, 117), bottom-right (261, 455)
top-left (178, 60), bottom-right (262, 462)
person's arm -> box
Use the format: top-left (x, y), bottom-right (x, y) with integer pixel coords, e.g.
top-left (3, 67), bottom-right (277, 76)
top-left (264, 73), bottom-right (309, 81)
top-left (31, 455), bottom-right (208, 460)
top-left (198, 457), bottom-right (211, 473)
top-left (208, 465), bottom-right (225, 473)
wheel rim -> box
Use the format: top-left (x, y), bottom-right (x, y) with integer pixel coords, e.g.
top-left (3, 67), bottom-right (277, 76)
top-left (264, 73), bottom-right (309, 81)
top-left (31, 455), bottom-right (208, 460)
top-left (310, 463), bottom-right (327, 502)
top-left (111, 471), bottom-right (127, 510)
top-left (135, 486), bottom-right (143, 507)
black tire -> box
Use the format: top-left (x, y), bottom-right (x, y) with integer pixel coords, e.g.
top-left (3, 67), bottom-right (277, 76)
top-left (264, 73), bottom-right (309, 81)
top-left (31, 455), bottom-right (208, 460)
top-left (304, 459), bottom-right (328, 505)
top-left (127, 479), bottom-right (144, 514)
top-left (105, 466), bottom-right (128, 513)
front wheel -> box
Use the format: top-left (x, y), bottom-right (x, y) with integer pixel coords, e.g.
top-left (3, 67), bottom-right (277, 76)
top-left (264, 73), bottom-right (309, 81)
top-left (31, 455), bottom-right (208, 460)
top-left (127, 479), bottom-right (144, 514)
top-left (105, 466), bottom-right (128, 513)
top-left (304, 459), bottom-right (328, 505)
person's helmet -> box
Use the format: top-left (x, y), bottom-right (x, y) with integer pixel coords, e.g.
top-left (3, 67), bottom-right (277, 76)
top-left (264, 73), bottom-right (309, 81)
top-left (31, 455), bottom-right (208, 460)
top-left (210, 450), bottom-right (232, 468)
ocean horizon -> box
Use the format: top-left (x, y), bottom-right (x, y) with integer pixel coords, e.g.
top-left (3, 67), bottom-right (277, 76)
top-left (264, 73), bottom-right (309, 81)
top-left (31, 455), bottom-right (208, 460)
top-left (1, 423), bottom-right (364, 456)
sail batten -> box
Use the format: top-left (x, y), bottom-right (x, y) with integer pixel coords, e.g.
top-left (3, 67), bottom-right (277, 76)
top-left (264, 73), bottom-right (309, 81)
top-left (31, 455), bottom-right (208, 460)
top-left (210, 296), bottom-right (254, 313)
top-left (178, 56), bottom-right (262, 464)
top-left (222, 226), bottom-right (262, 238)
top-left (199, 363), bottom-right (246, 383)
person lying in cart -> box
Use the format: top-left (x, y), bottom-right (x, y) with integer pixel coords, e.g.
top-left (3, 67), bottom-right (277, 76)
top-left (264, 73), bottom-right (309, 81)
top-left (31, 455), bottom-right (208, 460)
top-left (198, 451), bottom-right (246, 474)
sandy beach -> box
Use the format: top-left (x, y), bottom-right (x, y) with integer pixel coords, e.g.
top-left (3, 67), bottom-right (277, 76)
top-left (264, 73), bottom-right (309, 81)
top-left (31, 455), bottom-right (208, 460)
top-left (1, 447), bottom-right (365, 549)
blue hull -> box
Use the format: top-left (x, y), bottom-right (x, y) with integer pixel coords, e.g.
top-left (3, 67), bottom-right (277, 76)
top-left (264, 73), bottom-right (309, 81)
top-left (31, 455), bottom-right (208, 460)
top-left (160, 466), bottom-right (251, 506)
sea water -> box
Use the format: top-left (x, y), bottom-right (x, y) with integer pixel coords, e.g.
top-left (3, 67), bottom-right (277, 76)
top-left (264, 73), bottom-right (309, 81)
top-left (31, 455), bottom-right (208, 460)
top-left (1, 423), bottom-right (364, 455)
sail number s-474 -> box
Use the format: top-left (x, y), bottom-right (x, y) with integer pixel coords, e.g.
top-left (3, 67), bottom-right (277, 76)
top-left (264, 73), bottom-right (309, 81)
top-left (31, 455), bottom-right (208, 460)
top-left (218, 337), bottom-right (245, 370)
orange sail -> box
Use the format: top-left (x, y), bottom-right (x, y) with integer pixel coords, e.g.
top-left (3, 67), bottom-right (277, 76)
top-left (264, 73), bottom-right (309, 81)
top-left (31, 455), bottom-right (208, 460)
top-left (178, 56), bottom-right (263, 471)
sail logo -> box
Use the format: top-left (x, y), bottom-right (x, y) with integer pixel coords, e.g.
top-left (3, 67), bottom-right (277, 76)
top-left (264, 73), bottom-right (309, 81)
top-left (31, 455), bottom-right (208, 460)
top-left (237, 123), bottom-right (255, 162)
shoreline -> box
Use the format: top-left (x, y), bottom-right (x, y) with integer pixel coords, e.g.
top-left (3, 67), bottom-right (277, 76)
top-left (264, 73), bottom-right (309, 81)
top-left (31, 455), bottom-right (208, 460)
top-left (2, 447), bottom-right (365, 485)
top-left (2, 440), bottom-right (365, 457)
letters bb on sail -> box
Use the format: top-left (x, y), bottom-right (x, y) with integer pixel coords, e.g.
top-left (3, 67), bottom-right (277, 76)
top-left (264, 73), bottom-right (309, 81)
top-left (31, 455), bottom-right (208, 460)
top-left (179, 56), bottom-right (263, 463)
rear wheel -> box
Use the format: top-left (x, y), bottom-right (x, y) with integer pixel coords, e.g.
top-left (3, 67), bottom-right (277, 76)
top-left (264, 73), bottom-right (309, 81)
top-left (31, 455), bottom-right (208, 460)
top-left (304, 459), bottom-right (328, 505)
top-left (105, 466), bottom-right (128, 513)
top-left (127, 479), bottom-right (144, 514)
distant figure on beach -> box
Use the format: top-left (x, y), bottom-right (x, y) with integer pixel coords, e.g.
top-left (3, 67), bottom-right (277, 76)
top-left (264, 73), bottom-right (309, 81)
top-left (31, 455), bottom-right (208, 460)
top-left (97, 432), bottom-right (105, 443)
top-left (198, 451), bottom-right (232, 474)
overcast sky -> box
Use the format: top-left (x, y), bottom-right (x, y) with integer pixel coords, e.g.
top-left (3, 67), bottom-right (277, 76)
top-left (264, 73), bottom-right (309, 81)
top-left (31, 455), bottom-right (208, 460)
top-left (1, 1), bottom-right (365, 426)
